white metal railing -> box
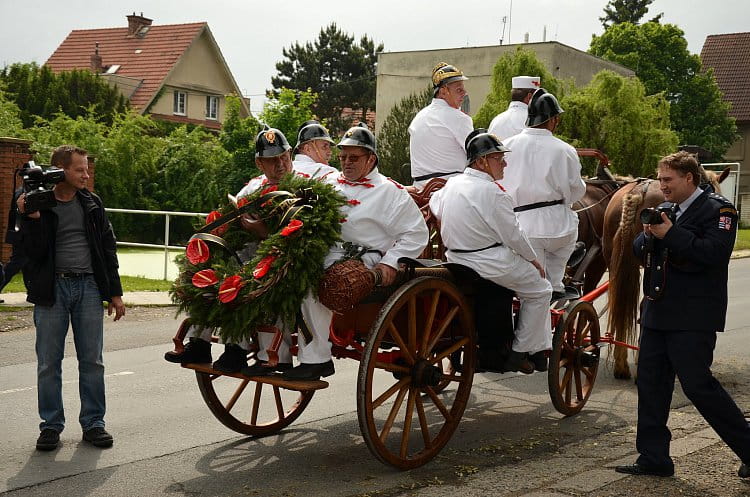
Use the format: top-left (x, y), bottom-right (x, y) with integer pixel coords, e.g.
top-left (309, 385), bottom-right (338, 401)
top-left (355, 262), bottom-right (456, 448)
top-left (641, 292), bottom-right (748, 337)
top-left (105, 208), bottom-right (208, 280)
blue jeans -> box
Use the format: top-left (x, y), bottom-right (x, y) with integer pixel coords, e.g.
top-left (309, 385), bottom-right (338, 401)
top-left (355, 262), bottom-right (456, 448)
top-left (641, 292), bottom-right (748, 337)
top-left (35, 275), bottom-right (106, 433)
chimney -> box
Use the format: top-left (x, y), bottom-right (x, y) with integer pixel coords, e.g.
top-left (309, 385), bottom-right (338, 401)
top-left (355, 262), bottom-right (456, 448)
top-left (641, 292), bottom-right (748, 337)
top-left (90, 42), bottom-right (102, 73)
top-left (126, 12), bottom-right (152, 36)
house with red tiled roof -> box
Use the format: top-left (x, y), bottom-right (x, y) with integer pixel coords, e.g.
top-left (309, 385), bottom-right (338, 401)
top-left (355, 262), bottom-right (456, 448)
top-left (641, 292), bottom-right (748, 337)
top-left (46, 13), bottom-right (250, 130)
top-left (701, 32), bottom-right (750, 221)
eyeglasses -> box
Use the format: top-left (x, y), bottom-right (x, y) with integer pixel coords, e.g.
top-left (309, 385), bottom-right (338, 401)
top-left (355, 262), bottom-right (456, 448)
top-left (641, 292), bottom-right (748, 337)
top-left (339, 153), bottom-right (369, 163)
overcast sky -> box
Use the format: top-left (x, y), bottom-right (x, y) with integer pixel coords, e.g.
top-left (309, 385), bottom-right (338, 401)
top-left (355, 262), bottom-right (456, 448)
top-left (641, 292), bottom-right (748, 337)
top-left (1, 0), bottom-right (747, 114)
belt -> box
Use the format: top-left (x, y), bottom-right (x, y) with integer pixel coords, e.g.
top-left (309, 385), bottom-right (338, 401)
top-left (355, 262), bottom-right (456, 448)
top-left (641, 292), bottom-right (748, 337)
top-left (513, 199), bottom-right (564, 212)
top-left (447, 242), bottom-right (503, 253)
top-left (56, 272), bottom-right (93, 278)
top-left (412, 171), bottom-right (462, 182)
top-left (366, 249), bottom-right (385, 257)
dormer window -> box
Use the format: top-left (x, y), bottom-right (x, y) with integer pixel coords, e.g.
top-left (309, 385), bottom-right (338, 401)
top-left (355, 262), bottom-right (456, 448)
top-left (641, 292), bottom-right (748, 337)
top-left (173, 91), bottom-right (187, 115)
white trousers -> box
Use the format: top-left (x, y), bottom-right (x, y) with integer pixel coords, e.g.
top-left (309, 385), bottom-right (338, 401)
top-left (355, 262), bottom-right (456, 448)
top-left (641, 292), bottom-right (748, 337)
top-left (447, 247), bottom-right (552, 354)
top-left (529, 231), bottom-right (578, 293)
top-left (298, 290), bottom-right (333, 364)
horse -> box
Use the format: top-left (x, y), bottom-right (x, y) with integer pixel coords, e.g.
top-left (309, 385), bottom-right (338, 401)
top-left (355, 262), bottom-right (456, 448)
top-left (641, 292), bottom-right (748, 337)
top-left (603, 167), bottom-right (730, 379)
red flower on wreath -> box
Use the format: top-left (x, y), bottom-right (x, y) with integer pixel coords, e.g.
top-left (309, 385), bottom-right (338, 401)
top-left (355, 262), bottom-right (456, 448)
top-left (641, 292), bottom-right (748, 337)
top-left (280, 219), bottom-right (303, 237)
top-left (253, 255), bottom-right (277, 279)
top-left (186, 238), bottom-right (210, 265)
top-left (260, 185), bottom-right (278, 196)
top-left (218, 275), bottom-right (244, 303)
top-left (205, 211), bottom-right (228, 236)
top-left (237, 197), bottom-right (250, 208)
top-left (192, 269), bottom-right (219, 288)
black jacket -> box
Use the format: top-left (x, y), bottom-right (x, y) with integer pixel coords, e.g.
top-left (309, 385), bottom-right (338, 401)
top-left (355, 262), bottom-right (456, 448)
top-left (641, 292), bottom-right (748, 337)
top-left (5, 187), bottom-right (23, 245)
top-left (633, 190), bottom-right (737, 332)
top-left (20, 189), bottom-right (123, 306)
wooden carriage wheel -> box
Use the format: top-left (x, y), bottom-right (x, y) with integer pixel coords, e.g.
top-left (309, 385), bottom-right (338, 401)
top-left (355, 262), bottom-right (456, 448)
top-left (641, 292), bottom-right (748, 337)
top-left (357, 276), bottom-right (476, 469)
top-left (548, 300), bottom-right (601, 416)
top-left (195, 367), bottom-right (316, 437)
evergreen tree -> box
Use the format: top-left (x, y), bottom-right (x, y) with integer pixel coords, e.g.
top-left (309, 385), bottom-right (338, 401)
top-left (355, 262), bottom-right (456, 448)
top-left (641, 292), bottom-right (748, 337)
top-left (600, 0), bottom-right (663, 28)
top-left (271, 23), bottom-right (383, 134)
top-left (377, 87), bottom-right (432, 184)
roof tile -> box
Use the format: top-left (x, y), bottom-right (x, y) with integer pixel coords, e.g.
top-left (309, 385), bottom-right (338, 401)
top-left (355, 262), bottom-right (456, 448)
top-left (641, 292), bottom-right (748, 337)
top-left (701, 32), bottom-right (750, 123)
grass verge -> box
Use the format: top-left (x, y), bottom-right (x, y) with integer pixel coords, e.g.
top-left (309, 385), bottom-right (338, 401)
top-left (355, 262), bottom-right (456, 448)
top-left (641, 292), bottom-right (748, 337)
top-left (736, 229), bottom-right (750, 251)
top-left (1, 274), bottom-right (171, 293)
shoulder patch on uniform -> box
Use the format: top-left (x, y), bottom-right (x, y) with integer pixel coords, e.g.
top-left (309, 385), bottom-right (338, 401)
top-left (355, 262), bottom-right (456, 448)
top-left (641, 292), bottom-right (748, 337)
top-left (719, 207), bottom-right (737, 215)
top-left (718, 215), bottom-right (734, 231)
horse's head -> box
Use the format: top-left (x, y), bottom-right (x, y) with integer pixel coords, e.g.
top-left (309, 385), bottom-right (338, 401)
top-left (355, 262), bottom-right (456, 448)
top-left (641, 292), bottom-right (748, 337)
top-left (700, 166), bottom-right (730, 194)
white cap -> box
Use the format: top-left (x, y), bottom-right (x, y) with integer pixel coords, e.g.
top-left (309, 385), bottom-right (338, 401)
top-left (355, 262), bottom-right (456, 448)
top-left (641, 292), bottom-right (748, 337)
top-left (512, 76), bottom-right (541, 89)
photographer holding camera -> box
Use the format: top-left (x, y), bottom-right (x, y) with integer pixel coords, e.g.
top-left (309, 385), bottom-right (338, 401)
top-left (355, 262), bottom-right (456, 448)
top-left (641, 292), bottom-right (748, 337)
top-left (16, 145), bottom-right (125, 451)
top-left (615, 151), bottom-right (750, 479)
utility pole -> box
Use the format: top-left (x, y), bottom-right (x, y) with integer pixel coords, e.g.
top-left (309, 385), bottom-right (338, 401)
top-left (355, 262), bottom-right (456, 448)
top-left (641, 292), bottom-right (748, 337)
top-left (500, 16), bottom-right (507, 44)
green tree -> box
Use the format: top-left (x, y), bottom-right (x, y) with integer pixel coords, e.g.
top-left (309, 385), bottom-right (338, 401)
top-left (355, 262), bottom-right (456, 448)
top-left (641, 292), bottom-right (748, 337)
top-left (473, 48), bottom-right (569, 129)
top-left (0, 89), bottom-right (26, 138)
top-left (377, 87), bottom-right (432, 184)
top-left (599, 0), bottom-right (662, 28)
top-left (271, 23), bottom-right (383, 133)
top-left (258, 88), bottom-right (318, 150)
top-left (557, 71), bottom-right (678, 177)
top-left (1, 63), bottom-right (127, 127)
top-left (590, 22), bottom-right (736, 159)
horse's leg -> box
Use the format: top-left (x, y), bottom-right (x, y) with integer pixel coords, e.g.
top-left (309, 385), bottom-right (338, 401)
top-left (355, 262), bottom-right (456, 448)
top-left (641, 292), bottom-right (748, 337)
top-left (613, 344), bottom-right (632, 380)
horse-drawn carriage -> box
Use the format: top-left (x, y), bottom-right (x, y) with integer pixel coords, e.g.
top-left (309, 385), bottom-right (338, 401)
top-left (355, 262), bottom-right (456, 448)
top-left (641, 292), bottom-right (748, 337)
top-left (169, 151), bottom-right (628, 470)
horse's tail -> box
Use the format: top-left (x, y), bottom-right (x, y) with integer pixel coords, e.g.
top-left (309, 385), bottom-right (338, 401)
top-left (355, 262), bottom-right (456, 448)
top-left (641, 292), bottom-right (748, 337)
top-left (607, 186), bottom-right (644, 351)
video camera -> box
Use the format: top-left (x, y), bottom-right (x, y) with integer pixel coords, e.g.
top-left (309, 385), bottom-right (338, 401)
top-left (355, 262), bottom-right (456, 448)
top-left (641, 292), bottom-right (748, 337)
top-left (639, 205), bottom-right (676, 225)
top-left (18, 161), bottom-right (66, 213)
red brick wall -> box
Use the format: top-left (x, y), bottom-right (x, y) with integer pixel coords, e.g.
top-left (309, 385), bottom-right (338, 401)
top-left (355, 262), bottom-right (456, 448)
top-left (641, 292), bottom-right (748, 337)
top-left (0, 138), bottom-right (32, 261)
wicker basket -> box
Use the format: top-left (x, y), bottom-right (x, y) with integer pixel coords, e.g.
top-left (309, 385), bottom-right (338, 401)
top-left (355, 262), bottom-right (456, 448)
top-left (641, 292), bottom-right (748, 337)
top-left (318, 259), bottom-right (378, 313)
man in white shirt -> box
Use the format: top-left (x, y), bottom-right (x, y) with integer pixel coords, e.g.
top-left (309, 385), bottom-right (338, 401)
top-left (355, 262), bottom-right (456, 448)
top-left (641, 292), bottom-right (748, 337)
top-left (488, 75), bottom-right (540, 140)
top-left (502, 89), bottom-right (586, 300)
top-left (292, 120), bottom-right (338, 180)
top-left (408, 62), bottom-right (474, 189)
top-left (430, 129), bottom-right (552, 373)
top-left (284, 124), bottom-right (430, 380)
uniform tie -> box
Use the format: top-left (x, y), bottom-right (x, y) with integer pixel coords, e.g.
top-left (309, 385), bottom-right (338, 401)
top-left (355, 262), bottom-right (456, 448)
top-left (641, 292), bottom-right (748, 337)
top-left (674, 204), bottom-right (681, 220)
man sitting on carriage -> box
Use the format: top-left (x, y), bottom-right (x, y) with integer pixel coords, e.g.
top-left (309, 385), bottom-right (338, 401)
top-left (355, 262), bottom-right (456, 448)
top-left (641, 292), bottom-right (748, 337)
top-left (165, 127), bottom-right (330, 374)
top-left (292, 120), bottom-right (338, 180)
top-left (429, 129), bottom-right (552, 373)
top-left (283, 123), bottom-right (431, 380)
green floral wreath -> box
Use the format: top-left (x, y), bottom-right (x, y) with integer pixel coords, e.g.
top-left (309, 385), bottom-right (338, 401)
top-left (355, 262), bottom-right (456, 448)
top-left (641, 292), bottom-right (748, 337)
top-left (170, 174), bottom-right (347, 343)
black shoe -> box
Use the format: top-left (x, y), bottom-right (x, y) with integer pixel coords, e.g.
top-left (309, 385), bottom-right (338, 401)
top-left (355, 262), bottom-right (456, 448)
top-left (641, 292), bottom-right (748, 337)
top-left (502, 351), bottom-right (534, 374)
top-left (212, 344), bottom-right (249, 373)
top-left (739, 463), bottom-right (750, 478)
top-left (241, 360), bottom-right (293, 377)
top-left (36, 428), bottom-right (60, 451)
top-left (82, 427), bottom-right (113, 448)
top-left (164, 338), bottom-right (212, 364)
top-left (281, 360), bottom-right (335, 381)
top-left (529, 351), bottom-right (549, 372)
top-left (614, 463), bottom-right (674, 477)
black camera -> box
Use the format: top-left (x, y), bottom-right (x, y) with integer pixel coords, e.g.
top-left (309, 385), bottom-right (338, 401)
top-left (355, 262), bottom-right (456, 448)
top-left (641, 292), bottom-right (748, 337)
top-left (18, 161), bottom-right (66, 212)
top-left (639, 205), bottom-right (676, 225)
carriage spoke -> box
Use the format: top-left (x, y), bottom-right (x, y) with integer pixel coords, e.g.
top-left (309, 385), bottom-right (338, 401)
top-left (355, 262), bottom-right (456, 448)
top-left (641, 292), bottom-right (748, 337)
top-left (424, 386), bottom-right (452, 421)
top-left (376, 361), bottom-right (411, 375)
top-left (250, 382), bottom-right (263, 425)
top-left (425, 306), bottom-right (460, 354)
top-left (574, 369), bottom-right (583, 401)
top-left (273, 386), bottom-right (284, 419)
top-left (225, 378), bottom-right (250, 413)
top-left (583, 366), bottom-right (596, 382)
top-left (415, 394), bottom-right (432, 448)
top-left (373, 377), bottom-right (411, 409)
top-left (430, 337), bottom-right (469, 364)
top-left (400, 388), bottom-right (417, 458)
top-left (420, 290), bottom-right (441, 356)
top-left (388, 323), bottom-right (415, 365)
top-left (561, 367), bottom-right (574, 404)
top-left (408, 297), bottom-right (417, 353)
top-left (380, 385), bottom-right (409, 442)
top-left (440, 373), bottom-right (464, 384)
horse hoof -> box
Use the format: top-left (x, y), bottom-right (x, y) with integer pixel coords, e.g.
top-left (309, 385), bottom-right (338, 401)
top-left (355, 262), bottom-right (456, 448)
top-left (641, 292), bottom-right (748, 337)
top-left (614, 370), bottom-right (632, 380)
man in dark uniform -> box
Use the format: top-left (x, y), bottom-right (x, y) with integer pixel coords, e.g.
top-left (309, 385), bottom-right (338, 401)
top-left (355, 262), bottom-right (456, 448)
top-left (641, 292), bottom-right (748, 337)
top-left (615, 151), bottom-right (750, 478)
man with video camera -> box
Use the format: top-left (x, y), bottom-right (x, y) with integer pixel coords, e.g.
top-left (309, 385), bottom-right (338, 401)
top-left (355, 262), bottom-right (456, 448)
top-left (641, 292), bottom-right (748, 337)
top-left (615, 151), bottom-right (750, 479)
top-left (16, 145), bottom-right (125, 451)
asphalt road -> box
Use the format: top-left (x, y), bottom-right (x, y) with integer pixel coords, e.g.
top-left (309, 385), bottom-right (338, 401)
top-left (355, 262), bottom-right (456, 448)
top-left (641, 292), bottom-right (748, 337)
top-left (1, 258), bottom-right (749, 497)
